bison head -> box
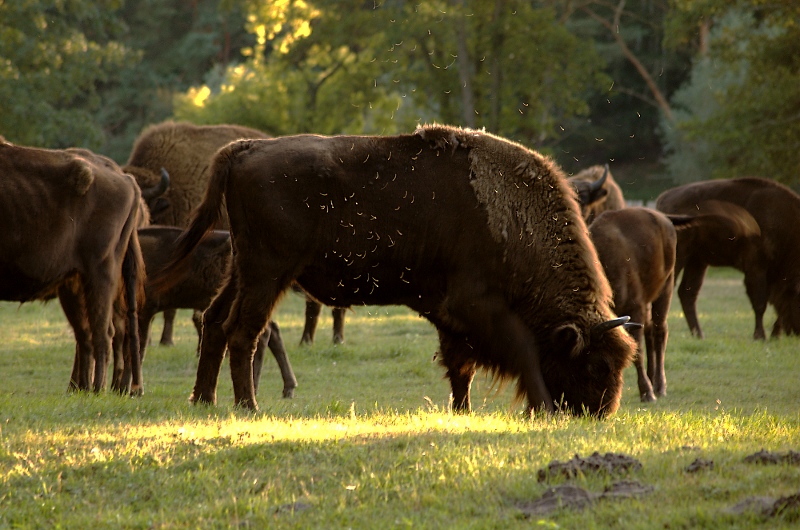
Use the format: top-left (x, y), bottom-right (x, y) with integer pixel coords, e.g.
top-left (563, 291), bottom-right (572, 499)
top-left (125, 166), bottom-right (171, 224)
top-left (540, 317), bottom-right (636, 417)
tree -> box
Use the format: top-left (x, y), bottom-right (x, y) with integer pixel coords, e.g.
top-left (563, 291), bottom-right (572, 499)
top-left (0, 0), bottom-right (136, 149)
top-left (662, 0), bottom-right (800, 185)
top-left (100, 0), bottom-right (254, 161)
top-left (175, 0), bottom-right (606, 150)
top-left (545, 0), bottom-right (693, 174)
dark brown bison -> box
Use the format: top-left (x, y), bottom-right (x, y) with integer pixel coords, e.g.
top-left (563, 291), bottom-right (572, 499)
top-left (590, 208), bottom-right (681, 402)
top-left (0, 143), bottom-right (145, 393)
top-left (157, 125), bottom-right (637, 416)
top-left (569, 164), bottom-right (626, 223)
top-left (57, 149), bottom-right (168, 394)
top-left (656, 178), bottom-right (799, 339)
top-left (135, 226), bottom-right (297, 397)
top-left (124, 120), bottom-right (344, 346)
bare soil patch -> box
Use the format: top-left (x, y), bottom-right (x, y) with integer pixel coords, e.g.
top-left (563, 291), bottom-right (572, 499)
top-left (537, 451), bottom-right (642, 482)
top-left (518, 480), bottom-right (653, 516)
top-left (743, 449), bottom-right (800, 465)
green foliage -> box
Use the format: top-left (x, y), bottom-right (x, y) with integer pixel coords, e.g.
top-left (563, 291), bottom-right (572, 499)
top-left (548, 0), bottom-right (694, 174)
top-left (0, 0), bottom-right (136, 149)
top-left (99, 0), bottom-right (254, 161)
top-left (663, 1), bottom-right (800, 186)
top-left (175, 0), bottom-right (606, 145)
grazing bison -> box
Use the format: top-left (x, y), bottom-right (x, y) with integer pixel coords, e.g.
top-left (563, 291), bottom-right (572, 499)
top-left (569, 164), bottom-right (626, 223)
top-left (0, 143), bottom-right (145, 393)
top-left (590, 208), bottom-right (681, 402)
top-left (157, 125), bottom-right (637, 416)
top-left (124, 120), bottom-right (345, 346)
top-left (656, 178), bottom-right (799, 339)
top-left (136, 226), bottom-right (297, 397)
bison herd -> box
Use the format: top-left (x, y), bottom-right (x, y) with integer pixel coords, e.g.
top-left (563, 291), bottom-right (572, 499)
top-left (2, 121), bottom-right (798, 416)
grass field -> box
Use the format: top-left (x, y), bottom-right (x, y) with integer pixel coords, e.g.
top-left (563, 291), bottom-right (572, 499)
top-left (1, 268), bottom-right (798, 528)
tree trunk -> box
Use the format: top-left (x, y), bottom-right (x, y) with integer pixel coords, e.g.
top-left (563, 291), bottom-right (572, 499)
top-left (454, 0), bottom-right (476, 128)
top-left (488, 0), bottom-right (505, 131)
top-left (582, 0), bottom-right (674, 122)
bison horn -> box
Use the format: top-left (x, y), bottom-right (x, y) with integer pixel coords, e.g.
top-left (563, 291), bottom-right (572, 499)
top-left (141, 168), bottom-right (170, 200)
top-left (589, 164), bottom-right (609, 193)
top-left (592, 315), bottom-right (632, 335)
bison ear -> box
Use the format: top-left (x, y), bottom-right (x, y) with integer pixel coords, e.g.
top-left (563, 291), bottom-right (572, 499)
top-left (552, 323), bottom-right (585, 358)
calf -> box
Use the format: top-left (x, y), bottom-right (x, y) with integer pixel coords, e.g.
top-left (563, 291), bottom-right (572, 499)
top-left (590, 208), bottom-right (679, 402)
top-left (135, 226), bottom-right (297, 397)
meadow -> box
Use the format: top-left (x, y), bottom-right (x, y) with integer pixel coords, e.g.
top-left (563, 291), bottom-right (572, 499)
top-left (1, 268), bottom-right (798, 528)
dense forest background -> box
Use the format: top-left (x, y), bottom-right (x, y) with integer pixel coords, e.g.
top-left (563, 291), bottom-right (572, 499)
top-left (1, 0), bottom-right (798, 199)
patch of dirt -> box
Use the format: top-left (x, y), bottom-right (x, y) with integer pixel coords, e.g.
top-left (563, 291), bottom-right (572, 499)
top-left (517, 480), bottom-right (653, 517)
top-left (743, 449), bottom-right (800, 465)
top-left (685, 458), bottom-right (714, 473)
top-left (726, 492), bottom-right (800, 519)
top-left (537, 452), bottom-right (642, 482)
top-left (602, 480), bottom-right (654, 498)
top-left (517, 485), bottom-right (595, 516)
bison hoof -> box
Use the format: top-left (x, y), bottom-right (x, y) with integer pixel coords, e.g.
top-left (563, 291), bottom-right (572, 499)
top-left (160, 339), bottom-right (175, 347)
top-left (282, 387), bottom-right (296, 399)
top-left (234, 399), bottom-right (259, 412)
top-left (189, 391), bottom-right (216, 405)
top-left (640, 392), bottom-right (657, 402)
top-left (299, 336), bottom-right (313, 346)
top-left (333, 335), bottom-right (345, 345)
top-left (130, 386), bottom-right (144, 397)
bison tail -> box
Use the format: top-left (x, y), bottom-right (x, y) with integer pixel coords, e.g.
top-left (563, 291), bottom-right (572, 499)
top-left (153, 140), bottom-right (248, 292)
top-left (122, 226), bottom-right (145, 395)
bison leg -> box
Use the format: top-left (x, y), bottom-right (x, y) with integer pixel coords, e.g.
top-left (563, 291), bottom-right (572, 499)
top-left (222, 258), bottom-right (297, 411)
top-left (436, 330), bottom-right (477, 412)
top-left (743, 271), bottom-right (769, 340)
top-left (110, 309), bottom-right (127, 393)
top-left (159, 308), bottom-right (177, 346)
top-left (137, 307), bottom-right (156, 364)
top-left (300, 297), bottom-right (322, 345)
top-left (81, 262), bottom-right (117, 392)
top-left (191, 274), bottom-right (237, 405)
top-left (648, 284), bottom-right (673, 397)
top-left (677, 261), bottom-right (707, 339)
top-left (191, 309), bottom-right (203, 354)
top-left (630, 316), bottom-right (656, 403)
top-left (445, 290), bottom-right (554, 414)
top-left (265, 321), bottom-right (297, 398)
top-left (58, 283), bottom-right (94, 391)
top-left (332, 307), bottom-right (346, 345)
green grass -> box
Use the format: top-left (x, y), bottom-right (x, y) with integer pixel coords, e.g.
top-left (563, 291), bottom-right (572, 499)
top-left (1, 268), bottom-right (799, 528)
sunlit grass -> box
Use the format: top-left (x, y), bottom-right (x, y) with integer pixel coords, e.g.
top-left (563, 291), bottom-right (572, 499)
top-left (1, 269), bottom-right (799, 528)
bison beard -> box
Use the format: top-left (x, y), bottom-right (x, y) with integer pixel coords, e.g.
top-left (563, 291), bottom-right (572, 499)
top-left (159, 125), bottom-right (636, 416)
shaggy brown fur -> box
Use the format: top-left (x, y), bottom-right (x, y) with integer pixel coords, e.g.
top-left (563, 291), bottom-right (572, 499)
top-left (124, 120), bottom-right (270, 227)
top-left (569, 165), bottom-right (626, 223)
top-left (656, 178), bottom-right (800, 339)
top-left (0, 144), bottom-right (145, 394)
top-left (159, 125), bottom-right (635, 415)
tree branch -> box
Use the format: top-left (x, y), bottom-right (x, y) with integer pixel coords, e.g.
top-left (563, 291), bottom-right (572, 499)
top-left (581, 1), bottom-right (674, 121)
